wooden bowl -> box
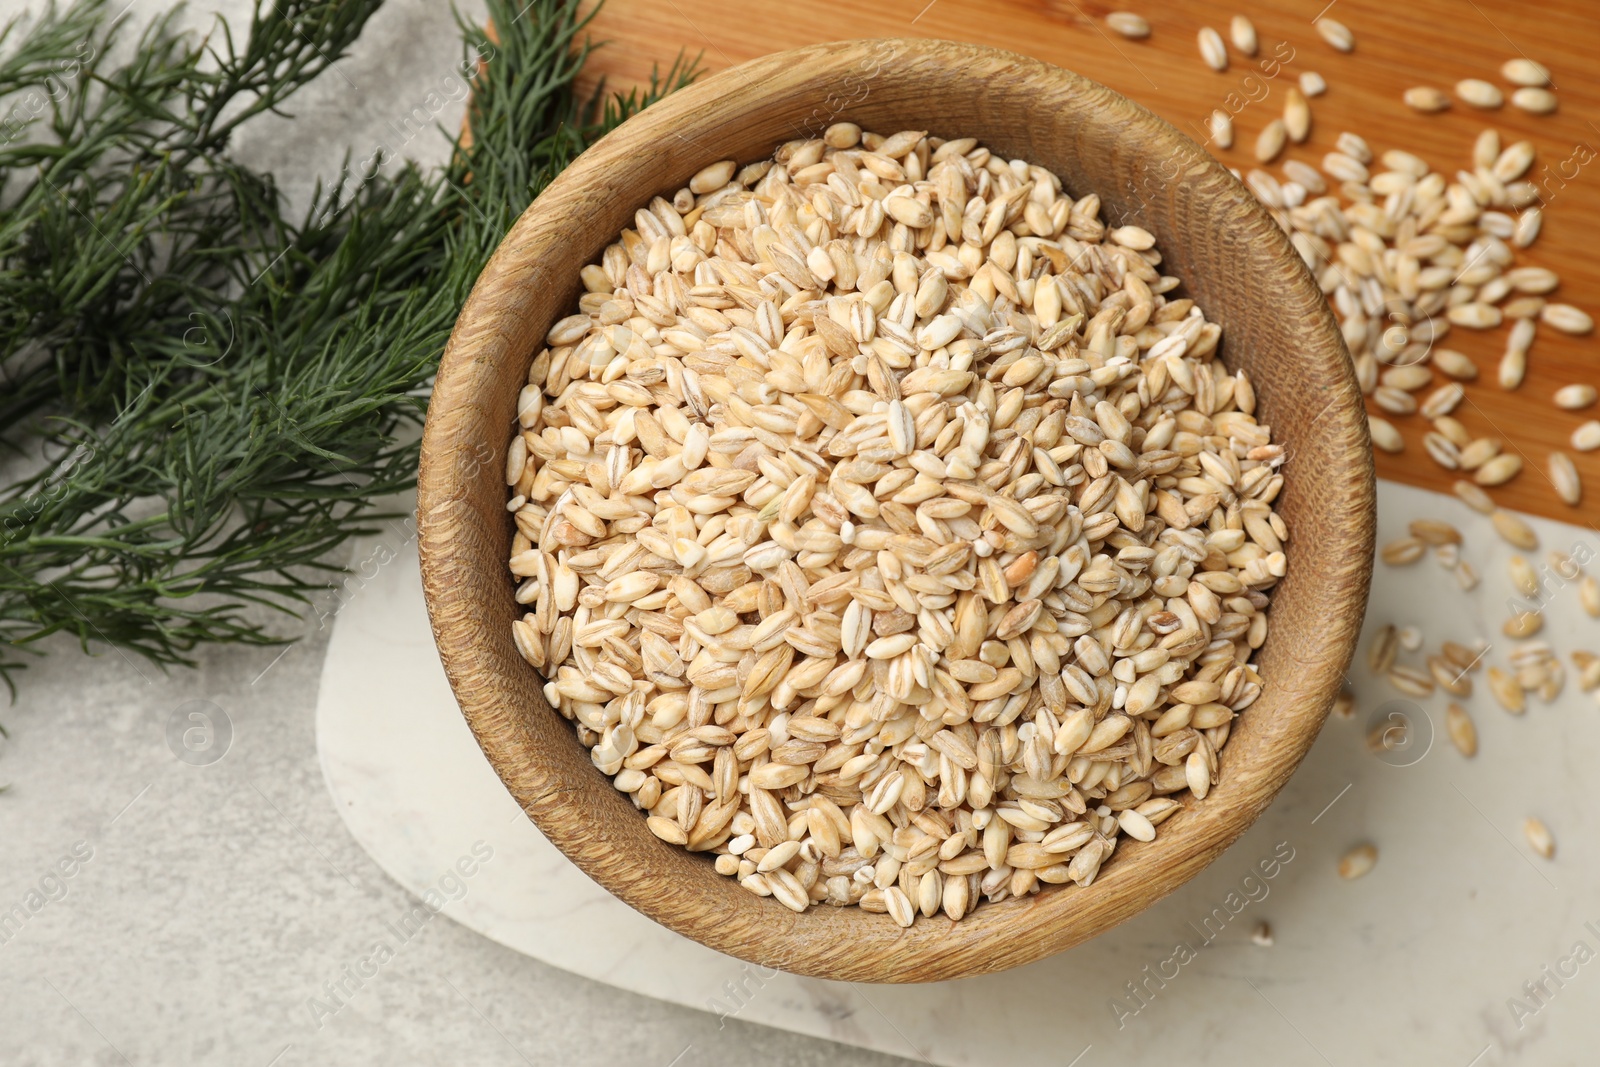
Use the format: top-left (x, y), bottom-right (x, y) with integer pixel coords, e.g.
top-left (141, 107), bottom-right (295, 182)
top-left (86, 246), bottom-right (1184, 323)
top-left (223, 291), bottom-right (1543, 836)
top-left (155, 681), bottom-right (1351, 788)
top-left (418, 38), bottom-right (1375, 983)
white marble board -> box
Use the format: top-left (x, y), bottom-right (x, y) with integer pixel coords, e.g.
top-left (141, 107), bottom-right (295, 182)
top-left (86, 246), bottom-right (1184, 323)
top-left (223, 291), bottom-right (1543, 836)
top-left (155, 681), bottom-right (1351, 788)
top-left (316, 481), bottom-right (1600, 1066)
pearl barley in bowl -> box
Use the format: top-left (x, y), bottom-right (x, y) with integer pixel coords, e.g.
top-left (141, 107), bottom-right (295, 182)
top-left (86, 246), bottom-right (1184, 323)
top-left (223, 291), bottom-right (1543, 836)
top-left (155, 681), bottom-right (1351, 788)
top-left (509, 126), bottom-right (1290, 930)
top-left (417, 39), bottom-right (1374, 983)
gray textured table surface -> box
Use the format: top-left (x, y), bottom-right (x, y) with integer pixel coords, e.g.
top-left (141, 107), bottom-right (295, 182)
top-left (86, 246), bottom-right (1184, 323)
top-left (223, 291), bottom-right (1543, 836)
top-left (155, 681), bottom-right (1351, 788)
top-left (0, 2), bottom-right (909, 1063)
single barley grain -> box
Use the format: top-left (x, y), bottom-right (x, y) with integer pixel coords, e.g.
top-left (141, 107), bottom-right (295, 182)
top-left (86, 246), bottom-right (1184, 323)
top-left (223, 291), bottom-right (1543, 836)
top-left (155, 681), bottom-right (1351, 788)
top-left (1381, 538), bottom-right (1425, 565)
top-left (1246, 169), bottom-right (1286, 208)
top-left (1321, 150), bottom-right (1368, 183)
top-left (1374, 386), bottom-right (1417, 415)
top-left (1431, 350), bottom-right (1478, 381)
top-left (1474, 128), bottom-right (1501, 168)
top-left (1510, 314), bottom-right (1536, 357)
top-left (822, 122), bottom-right (863, 149)
top-left (1369, 624), bottom-right (1399, 673)
top-left (1398, 625), bottom-right (1423, 651)
top-left (1446, 703), bottom-right (1477, 756)
top-left (1431, 420), bottom-right (1469, 448)
top-left (1339, 843), bottom-right (1377, 879)
top-left (1404, 87), bottom-right (1450, 113)
top-left (1284, 88), bottom-right (1311, 143)
top-left (1510, 555), bottom-right (1539, 597)
top-left (1282, 159), bottom-right (1325, 194)
top-left (1453, 480), bottom-right (1496, 514)
top-left (1502, 58), bottom-right (1551, 86)
top-left (1198, 27), bottom-right (1229, 70)
top-left (1300, 71), bottom-right (1327, 96)
top-left (1430, 654), bottom-right (1471, 696)
top-left (1209, 109), bottom-right (1234, 149)
top-left (1252, 921), bottom-right (1274, 946)
top-left (1456, 79), bottom-right (1504, 108)
top-left (1498, 349), bottom-right (1526, 391)
top-left (1316, 17), bottom-right (1354, 51)
top-left (1540, 303), bottom-right (1594, 335)
top-left (1335, 132), bottom-right (1372, 164)
top-left (1106, 11), bottom-right (1151, 38)
top-left (1488, 666), bottom-right (1526, 714)
top-left (1448, 303), bottom-right (1502, 329)
top-left (1369, 416), bottom-right (1403, 453)
top-left (1583, 576), bottom-right (1600, 617)
top-left (1118, 808), bottom-right (1157, 842)
top-left (647, 815), bottom-right (688, 845)
top-left (1523, 817), bottom-right (1555, 859)
top-left (1554, 384), bottom-right (1597, 410)
top-left (1573, 421), bottom-right (1600, 452)
top-left (1409, 519), bottom-right (1462, 545)
top-left (1228, 14), bottom-right (1258, 54)
top-left (689, 159), bottom-right (737, 194)
top-left (1549, 452), bottom-right (1581, 506)
top-left (1458, 438), bottom-right (1501, 471)
top-left (1425, 434), bottom-right (1459, 469)
top-left (1511, 87), bottom-right (1558, 114)
top-left (1504, 295), bottom-right (1546, 318)
top-left (1382, 363), bottom-right (1432, 391)
top-left (1576, 651), bottom-right (1600, 691)
top-left (1255, 119), bottom-right (1287, 163)
top-left (1475, 454), bottom-right (1523, 486)
top-left (1491, 509), bottom-right (1539, 549)
top-left (1420, 383), bottom-right (1465, 418)
top-left (1494, 141), bottom-right (1536, 182)
top-left (1503, 610), bottom-right (1544, 638)
top-left (1389, 663), bottom-right (1435, 696)
top-left (1516, 206), bottom-right (1542, 247)
top-left (884, 886), bottom-right (915, 927)
top-left (1456, 560), bottom-right (1481, 590)
top-left (1508, 266), bottom-right (1559, 294)
top-left (1443, 641), bottom-right (1482, 673)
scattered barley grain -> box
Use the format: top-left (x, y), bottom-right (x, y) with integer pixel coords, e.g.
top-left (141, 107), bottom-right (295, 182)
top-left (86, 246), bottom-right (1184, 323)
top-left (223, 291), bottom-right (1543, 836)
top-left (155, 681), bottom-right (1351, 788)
top-left (1198, 27), bottom-right (1228, 70)
top-left (1491, 509), bottom-right (1539, 549)
top-left (1549, 452), bottom-right (1581, 506)
top-left (1455, 79), bottom-right (1503, 108)
top-left (1554, 384), bottom-right (1596, 410)
top-left (1523, 817), bottom-right (1555, 859)
top-left (1230, 14), bottom-right (1258, 54)
top-left (1316, 17), bottom-right (1353, 51)
top-left (1403, 87), bottom-right (1450, 113)
top-left (1475, 454), bottom-right (1523, 486)
top-left (1453, 480), bottom-right (1496, 514)
top-left (1209, 109), bottom-right (1234, 149)
top-left (1511, 87), bottom-right (1558, 114)
top-left (1106, 11), bottom-right (1151, 38)
top-left (1255, 119), bottom-right (1287, 163)
top-left (1501, 58), bottom-right (1550, 86)
top-left (1339, 843), bottom-right (1377, 879)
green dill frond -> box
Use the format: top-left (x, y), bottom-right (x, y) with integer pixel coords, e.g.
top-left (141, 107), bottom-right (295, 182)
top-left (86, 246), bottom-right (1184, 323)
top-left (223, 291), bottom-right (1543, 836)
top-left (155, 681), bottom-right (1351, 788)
top-left (0, 0), bottom-right (694, 693)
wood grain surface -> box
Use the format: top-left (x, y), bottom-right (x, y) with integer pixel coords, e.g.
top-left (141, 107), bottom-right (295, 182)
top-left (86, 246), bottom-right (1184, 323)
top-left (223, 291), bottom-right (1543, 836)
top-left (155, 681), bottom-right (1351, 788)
top-left (420, 38), bottom-right (1373, 981)
top-left (578, 0), bottom-right (1600, 526)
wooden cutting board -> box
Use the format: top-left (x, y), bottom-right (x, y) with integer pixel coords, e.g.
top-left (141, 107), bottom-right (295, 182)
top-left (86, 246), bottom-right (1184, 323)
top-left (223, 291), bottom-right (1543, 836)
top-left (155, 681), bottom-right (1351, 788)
top-left (575, 0), bottom-right (1600, 525)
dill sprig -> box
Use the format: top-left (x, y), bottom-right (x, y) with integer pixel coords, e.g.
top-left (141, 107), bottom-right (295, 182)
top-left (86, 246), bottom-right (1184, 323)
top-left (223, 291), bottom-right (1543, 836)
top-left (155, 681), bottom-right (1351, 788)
top-left (0, 0), bottom-right (696, 694)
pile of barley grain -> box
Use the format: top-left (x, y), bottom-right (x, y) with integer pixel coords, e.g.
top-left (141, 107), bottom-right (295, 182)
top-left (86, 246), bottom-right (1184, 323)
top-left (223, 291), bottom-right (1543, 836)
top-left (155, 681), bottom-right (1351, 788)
top-left (1243, 129), bottom-right (1593, 505)
top-left (1107, 4), bottom-right (1580, 886)
top-left (505, 126), bottom-right (1287, 925)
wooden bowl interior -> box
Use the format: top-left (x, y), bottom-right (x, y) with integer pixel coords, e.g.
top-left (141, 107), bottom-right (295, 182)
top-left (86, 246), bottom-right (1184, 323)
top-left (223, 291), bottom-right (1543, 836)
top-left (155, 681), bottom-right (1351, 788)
top-left (418, 38), bottom-right (1374, 983)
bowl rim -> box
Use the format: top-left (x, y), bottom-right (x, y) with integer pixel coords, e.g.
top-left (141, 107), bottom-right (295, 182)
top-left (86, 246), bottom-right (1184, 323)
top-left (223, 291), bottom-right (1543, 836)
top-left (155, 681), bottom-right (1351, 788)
top-left (418, 36), bottom-right (1375, 983)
